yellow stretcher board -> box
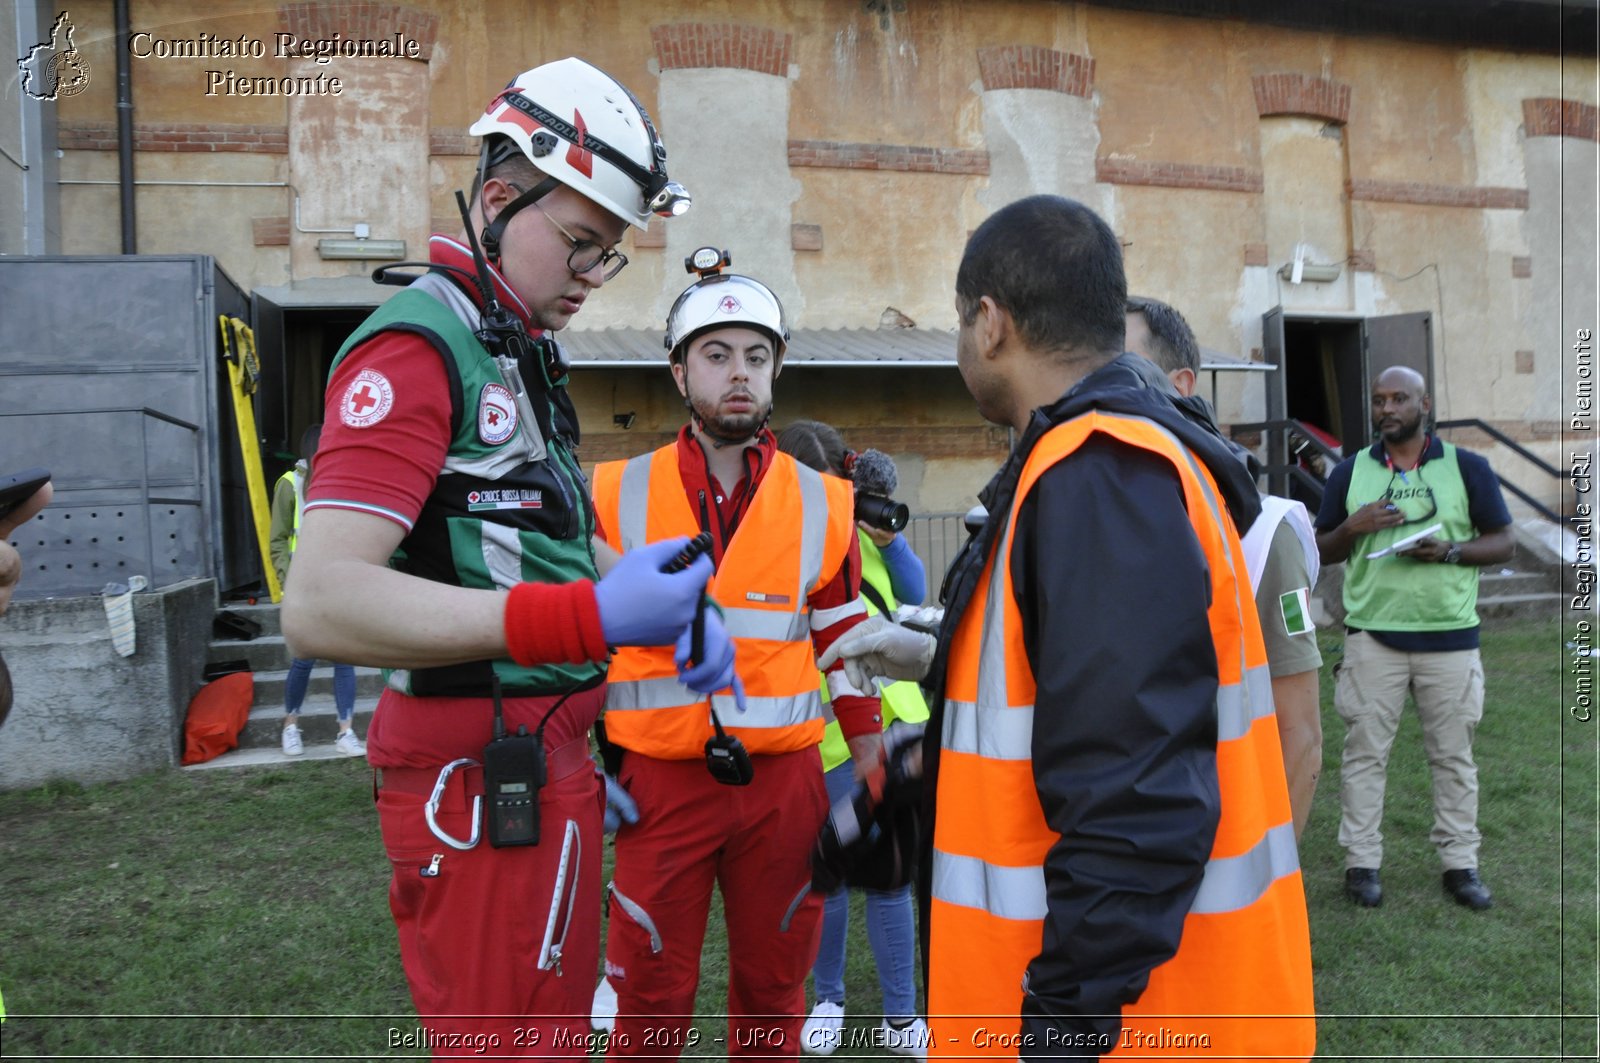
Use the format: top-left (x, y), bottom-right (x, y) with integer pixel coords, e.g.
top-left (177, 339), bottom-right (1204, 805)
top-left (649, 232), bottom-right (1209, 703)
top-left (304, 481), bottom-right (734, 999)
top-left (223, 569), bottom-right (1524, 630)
top-left (219, 315), bottom-right (283, 603)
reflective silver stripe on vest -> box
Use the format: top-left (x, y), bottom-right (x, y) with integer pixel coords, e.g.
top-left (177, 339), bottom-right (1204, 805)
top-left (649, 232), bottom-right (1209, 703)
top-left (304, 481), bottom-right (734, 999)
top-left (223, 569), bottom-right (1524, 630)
top-left (941, 699), bottom-right (1034, 760)
top-left (794, 462), bottom-right (829, 594)
top-left (603, 676), bottom-right (822, 725)
top-left (1217, 664), bottom-right (1276, 743)
top-left (616, 453), bottom-right (655, 553)
top-left (723, 605), bottom-right (812, 642)
top-left (605, 675), bottom-right (822, 729)
top-left (1191, 820), bottom-right (1300, 914)
top-left (479, 520), bottom-right (525, 590)
top-left (932, 820), bottom-right (1300, 922)
top-left (930, 849), bottom-right (1047, 922)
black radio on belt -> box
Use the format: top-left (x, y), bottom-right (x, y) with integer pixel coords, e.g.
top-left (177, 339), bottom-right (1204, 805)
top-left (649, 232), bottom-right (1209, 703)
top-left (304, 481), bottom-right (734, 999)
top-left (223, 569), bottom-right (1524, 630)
top-left (705, 709), bottom-right (754, 786)
top-left (484, 677), bottom-right (545, 847)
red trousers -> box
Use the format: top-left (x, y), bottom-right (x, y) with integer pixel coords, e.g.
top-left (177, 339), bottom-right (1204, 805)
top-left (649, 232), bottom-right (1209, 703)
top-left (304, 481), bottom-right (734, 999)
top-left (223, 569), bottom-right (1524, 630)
top-left (378, 758), bottom-right (604, 1059)
top-left (604, 749), bottom-right (829, 1060)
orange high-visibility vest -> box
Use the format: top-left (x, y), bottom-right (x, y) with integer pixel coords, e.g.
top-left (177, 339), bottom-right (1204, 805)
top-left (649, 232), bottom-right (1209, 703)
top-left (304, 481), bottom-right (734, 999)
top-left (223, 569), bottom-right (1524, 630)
top-left (928, 411), bottom-right (1315, 1061)
top-left (592, 445), bottom-right (858, 758)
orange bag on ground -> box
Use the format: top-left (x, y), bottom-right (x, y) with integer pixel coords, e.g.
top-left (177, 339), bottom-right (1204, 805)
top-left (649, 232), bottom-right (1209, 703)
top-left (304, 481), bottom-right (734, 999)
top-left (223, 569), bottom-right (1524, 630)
top-left (181, 671), bottom-right (254, 765)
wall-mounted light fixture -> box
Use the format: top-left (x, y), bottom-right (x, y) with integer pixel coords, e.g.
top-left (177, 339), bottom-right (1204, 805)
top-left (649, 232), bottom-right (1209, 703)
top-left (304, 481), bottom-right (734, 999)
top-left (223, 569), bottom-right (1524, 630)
top-left (613, 412), bottom-right (637, 430)
top-left (1277, 261), bottom-right (1342, 284)
top-left (318, 238), bottom-right (406, 260)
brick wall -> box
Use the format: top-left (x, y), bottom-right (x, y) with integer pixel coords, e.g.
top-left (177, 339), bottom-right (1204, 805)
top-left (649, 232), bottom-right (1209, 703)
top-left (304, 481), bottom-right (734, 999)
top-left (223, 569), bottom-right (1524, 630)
top-left (1347, 178), bottom-right (1528, 210)
top-left (787, 140), bottom-right (989, 175)
top-left (1252, 73), bottom-right (1351, 124)
top-left (1095, 158), bottom-right (1263, 193)
top-left (976, 45), bottom-right (1094, 97)
top-left (278, 1), bottom-right (438, 61)
top-left (651, 23), bottom-right (792, 75)
top-left (58, 123), bottom-right (288, 153)
top-left (1523, 97), bottom-right (1600, 141)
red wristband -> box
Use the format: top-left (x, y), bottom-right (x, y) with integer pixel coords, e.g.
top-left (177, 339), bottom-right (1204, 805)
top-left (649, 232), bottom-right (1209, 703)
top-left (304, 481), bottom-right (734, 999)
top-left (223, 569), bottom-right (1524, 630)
top-left (831, 693), bottom-right (884, 742)
top-left (503, 580), bottom-right (609, 666)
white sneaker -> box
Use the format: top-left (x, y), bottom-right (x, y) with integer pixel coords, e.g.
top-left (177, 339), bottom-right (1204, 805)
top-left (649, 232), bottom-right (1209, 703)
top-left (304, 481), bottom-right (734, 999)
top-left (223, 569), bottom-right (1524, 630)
top-left (881, 1018), bottom-right (930, 1059)
top-left (281, 724), bottom-right (304, 756)
top-left (335, 729), bottom-right (366, 758)
top-left (591, 977), bottom-right (617, 1032)
top-left (801, 1001), bottom-right (844, 1056)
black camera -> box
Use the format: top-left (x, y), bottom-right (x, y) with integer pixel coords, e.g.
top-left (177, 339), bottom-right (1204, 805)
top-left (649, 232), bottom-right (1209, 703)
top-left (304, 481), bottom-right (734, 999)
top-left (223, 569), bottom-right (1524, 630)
top-left (854, 494), bottom-right (909, 533)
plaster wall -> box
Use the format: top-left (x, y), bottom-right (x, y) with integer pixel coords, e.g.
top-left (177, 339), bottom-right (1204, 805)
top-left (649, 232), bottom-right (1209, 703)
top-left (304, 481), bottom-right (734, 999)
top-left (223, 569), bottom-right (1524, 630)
top-left (979, 88), bottom-right (1102, 216)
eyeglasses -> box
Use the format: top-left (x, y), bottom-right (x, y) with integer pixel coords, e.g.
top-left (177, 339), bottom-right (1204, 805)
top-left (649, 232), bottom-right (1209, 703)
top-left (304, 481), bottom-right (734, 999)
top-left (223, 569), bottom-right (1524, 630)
top-left (534, 202), bottom-right (629, 281)
top-left (1381, 465), bottom-right (1439, 525)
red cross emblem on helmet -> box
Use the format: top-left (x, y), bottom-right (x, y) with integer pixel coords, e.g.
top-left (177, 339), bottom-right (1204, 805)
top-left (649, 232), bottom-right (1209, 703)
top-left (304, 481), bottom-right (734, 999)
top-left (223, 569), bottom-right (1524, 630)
top-left (717, 295), bottom-right (742, 314)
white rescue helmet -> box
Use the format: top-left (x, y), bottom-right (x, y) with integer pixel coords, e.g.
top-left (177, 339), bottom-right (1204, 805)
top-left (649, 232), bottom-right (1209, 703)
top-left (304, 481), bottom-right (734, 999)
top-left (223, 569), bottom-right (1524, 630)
top-left (665, 247), bottom-right (791, 369)
top-left (468, 58), bottom-right (690, 231)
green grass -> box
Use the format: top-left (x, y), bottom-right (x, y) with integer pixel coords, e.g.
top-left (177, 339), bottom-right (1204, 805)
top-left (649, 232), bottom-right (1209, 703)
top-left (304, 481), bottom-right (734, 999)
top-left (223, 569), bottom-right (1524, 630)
top-left (0, 618), bottom-right (1592, 1059)
top-left (1303, 618), bottom-right (1597, 1060)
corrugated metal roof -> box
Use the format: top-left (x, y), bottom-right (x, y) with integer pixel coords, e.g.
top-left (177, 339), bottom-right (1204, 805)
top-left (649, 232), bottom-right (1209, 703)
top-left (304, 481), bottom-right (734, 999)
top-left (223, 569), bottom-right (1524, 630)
top-left (1199, 347), bottom-right (1276, 372)
top-left (556, 327), bottom-right (958, 367)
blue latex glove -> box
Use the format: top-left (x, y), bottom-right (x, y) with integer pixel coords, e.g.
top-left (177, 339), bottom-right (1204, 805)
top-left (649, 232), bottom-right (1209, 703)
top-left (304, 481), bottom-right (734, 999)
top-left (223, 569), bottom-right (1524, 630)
top-left (594, 537), bottom-right (713, 647)
top-left (675, 604), bottom-right (739, 695)
top-left (603, 772), bottom-right (639, 834)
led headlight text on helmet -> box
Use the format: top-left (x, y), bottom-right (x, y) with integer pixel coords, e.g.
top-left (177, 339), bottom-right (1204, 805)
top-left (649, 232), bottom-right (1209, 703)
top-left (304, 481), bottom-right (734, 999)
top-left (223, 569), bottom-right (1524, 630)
top-left (492, 88), bottom-right (689, 219)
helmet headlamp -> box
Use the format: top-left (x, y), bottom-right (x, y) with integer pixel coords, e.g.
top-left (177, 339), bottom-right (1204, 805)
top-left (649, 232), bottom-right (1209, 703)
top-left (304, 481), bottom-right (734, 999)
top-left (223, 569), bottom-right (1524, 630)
top-left (648, 180), bottom-right (693, 218)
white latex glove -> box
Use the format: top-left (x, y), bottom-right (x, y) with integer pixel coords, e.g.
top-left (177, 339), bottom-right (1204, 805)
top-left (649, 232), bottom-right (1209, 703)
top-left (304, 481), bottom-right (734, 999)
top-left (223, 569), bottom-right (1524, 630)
top-left (816, 614), bottom-right (937, 691)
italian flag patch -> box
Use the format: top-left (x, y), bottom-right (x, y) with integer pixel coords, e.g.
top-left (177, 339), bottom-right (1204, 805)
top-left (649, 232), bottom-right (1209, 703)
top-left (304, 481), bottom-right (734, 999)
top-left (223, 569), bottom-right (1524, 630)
top-left (1279, 588), bottom-right (1314, 636)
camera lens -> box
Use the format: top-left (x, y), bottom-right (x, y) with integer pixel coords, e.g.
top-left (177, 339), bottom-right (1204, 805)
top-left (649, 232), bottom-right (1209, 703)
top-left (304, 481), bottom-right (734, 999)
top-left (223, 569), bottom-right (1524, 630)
top-left (855, 495), bottom-right (909, 533)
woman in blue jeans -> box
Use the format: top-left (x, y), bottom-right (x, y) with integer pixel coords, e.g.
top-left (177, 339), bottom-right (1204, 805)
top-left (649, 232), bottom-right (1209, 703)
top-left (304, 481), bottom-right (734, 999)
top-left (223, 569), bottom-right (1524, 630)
top-left (777, 421), bottom-right (930, 1059)
top-left (270, 424), bottom-right (364, 758)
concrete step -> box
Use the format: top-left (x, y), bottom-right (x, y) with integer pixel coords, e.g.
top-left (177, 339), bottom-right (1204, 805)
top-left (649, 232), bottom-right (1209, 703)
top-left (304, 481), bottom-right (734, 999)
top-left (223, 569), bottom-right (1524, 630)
top-left (182, 740), bottom-right (369, 772)
top-left (1477, 591), bottom-right (1566, 624)
top-left (1480, 568), bottom-right (1558, 596)
top-left (249, 664), bottom-right (387, 707)
top-left (237, 692), bottom-right (381, 750)
top-left (206, 634), bottom-right (292, 673)
top-left (214, 601), bottom-right (283, 638)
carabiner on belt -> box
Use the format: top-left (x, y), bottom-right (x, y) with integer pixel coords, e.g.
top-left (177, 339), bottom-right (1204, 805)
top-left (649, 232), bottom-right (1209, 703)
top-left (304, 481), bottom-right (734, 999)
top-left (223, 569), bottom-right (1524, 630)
top-left (424, 757), bottom-right (482, 850)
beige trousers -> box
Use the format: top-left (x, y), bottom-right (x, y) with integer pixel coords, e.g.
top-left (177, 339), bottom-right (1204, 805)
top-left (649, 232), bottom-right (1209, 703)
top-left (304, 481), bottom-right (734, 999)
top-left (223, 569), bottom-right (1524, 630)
top-left (1335, 630), bottom-right (1485, 871)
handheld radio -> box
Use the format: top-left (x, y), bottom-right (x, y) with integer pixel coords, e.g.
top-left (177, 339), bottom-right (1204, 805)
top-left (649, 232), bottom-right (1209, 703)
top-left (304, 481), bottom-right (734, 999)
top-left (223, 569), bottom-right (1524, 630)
top-left (660, 531), bottom-right (713, 574)
top-left (483, 676), bottom-right (545, 847)
top-left (656, 533), bottom-right (753, 785)
top-left (705, 709), bottom-right (755, 786)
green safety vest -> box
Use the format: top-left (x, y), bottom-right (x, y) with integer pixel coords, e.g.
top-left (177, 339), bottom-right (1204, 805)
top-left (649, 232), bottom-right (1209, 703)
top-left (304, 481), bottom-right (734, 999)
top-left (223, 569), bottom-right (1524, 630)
top-left (276, 467), bottom-right (304, 554)
top-left (328, 276), bottom-right (604, 697)
top-left (818, 532), bottom-right (930, 772)
top-left (1343, 441), bottom-right (1481, 631)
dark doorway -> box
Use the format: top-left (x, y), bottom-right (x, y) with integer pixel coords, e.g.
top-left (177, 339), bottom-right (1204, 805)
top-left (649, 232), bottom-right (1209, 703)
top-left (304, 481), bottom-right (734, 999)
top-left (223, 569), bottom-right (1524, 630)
top-left (1261, 309), bottom-right (1434, 500)
top-left (253, 297), bottom-right (374, 480)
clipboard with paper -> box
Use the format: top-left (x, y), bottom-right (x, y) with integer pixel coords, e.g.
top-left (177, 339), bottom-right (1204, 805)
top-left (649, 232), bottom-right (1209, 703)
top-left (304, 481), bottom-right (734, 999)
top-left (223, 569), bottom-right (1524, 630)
top-left (1365, 522), bottom-right (1445, 560)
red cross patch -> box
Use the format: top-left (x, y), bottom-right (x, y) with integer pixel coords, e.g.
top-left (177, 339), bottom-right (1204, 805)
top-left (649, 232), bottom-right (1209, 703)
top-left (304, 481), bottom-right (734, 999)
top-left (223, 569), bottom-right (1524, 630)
top-left (479, 383), bottom-right (518, 445)
top-left (340, 369), bottom-right (394, 428)
top-left (717, 295), bottom-right (743, 314)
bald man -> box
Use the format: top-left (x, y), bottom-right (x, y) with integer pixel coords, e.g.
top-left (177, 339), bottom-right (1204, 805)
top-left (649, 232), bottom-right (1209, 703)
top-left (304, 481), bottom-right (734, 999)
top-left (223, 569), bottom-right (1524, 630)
top-left (1316, 366), bottom-right (1513, 911)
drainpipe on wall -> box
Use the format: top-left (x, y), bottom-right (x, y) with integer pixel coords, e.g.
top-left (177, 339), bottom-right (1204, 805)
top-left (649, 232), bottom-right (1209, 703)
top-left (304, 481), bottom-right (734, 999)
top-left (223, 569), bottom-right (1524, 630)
top-left (114, 0), bottom-right (135, 253)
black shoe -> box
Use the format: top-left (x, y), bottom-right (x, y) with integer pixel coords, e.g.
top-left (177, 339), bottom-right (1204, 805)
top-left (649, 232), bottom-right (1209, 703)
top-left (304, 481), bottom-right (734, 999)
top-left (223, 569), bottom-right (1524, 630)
top-left (1443, 868), bottom-right (1494, 910)
top-left (1344, 867), bottom-right (1382, 907)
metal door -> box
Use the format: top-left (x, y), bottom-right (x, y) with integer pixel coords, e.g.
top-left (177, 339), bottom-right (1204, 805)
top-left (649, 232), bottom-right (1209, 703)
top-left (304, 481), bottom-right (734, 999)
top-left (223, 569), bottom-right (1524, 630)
top-left (1362, 311), bottom-right (1434, 422)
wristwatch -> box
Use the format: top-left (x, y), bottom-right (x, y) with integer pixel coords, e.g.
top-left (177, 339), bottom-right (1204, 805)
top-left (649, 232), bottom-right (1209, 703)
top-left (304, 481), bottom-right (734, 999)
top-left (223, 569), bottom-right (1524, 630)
top-left (1443, 542), bottom-right (1463, 564)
